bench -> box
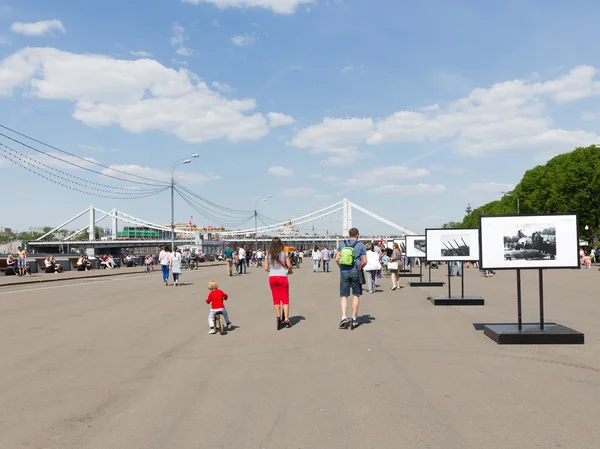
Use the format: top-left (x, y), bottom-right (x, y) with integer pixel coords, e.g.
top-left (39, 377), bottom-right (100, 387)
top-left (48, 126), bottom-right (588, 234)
top-left (0, 259), bottom-right (18, 276)
top-left (69, 257), bottom-right (90, 271)
top-left (36, 258), bottom-right (55, 273)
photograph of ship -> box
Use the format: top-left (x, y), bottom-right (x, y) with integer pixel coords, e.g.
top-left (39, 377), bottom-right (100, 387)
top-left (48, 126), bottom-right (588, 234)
top-left (504, 226), bottom-right (556, 261)
top-left (441, 234), bottom-right (471, 258)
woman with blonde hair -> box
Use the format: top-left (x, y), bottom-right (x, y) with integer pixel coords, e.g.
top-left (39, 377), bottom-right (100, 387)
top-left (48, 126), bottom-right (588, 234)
top-left (265, 237), bottom-right (292, 329)
top-left (388, 242), bottom-right (403, 290)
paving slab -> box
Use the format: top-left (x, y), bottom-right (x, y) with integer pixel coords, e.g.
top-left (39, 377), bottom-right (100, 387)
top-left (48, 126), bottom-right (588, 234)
top-left (0, 265), bottom-right (598, 449)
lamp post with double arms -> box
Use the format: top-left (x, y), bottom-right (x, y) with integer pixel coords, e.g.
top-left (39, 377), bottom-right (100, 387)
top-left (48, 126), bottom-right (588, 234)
top-left (501, 191), bottom-right (520, 215)
top-left (254, 195), bottom-right (272, 251)
top-left (171, 154), bottom-right (199, 252)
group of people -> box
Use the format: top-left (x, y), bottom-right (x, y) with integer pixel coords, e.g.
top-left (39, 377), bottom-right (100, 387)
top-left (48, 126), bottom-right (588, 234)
top-left (4, 247), bottom-right (28, 276)
top-left (310, 247), bottom-right (333, 272)
top-left (158, 246), bottom-right (183, 286)
top-left (204, 227), bottom-right (376, 334)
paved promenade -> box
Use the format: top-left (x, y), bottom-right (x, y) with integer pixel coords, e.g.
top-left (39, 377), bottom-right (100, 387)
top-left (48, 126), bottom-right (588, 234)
top-left (1, 263), bottom-right (599, 448)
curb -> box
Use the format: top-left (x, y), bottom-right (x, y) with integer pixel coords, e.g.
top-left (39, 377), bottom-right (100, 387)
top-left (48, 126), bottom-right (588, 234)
top-left (0, 263), bottom-right (226, 288)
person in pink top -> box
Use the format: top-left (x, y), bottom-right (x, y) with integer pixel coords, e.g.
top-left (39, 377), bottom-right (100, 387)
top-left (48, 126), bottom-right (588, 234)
top-left (321, 246), bottom-right (331, 273)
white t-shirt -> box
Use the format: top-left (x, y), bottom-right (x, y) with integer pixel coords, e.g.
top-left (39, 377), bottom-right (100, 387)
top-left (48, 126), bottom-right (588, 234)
top-left (312, 251), bottom-right (321, 260)
top-left (268, 251), bottom-right (288, 277)
top-left (159, 250), bottom-right (170, 266)
top-left (256, 250), bottom-right (263, 259)
top-left (239, 248), bottom-right (246, 259)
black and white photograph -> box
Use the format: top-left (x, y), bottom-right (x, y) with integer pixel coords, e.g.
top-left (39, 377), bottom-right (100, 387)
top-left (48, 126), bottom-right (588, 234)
top-left (479, 215), bottom-right (579, 269)
top-left (503, 225), bottom-right (556, 261)
top-left (426, 229), bottom-right (479, 262)
top-left (406, 235), bottom-right (426, 258)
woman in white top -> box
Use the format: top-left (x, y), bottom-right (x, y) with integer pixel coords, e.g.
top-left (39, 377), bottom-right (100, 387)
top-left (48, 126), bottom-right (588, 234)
top-left (312, 246), bottom-right (321, 273)
top-left (264, 237), bottom-right (292, 329)
top-left (170, 248), bottom-right (182, 287)
top-left (158, 246), bottom-right (171, 286)
top-left (364, 243), bottom-right (382, 293)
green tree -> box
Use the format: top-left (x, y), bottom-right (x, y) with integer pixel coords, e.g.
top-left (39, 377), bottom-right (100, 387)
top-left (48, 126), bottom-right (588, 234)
top-left (460, 145), bottom-right (600, 247)
top-left (442, 221), bottom-right (464, 229)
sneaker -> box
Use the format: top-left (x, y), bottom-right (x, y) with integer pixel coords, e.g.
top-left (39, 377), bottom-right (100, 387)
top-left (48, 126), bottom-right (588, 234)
top-left (284, 319), bottom-right (292, 328)
top-left (350, 318), bottom-right (359, 330)
top-left (208, 328), bottom-right (216, 334)
top-left (277, 317), bottom-right (282, 330)
top-left (339, 318), bottom-right (349, 329)
top-left (226, 322), bottom-right (232, 329)
top-left (391, 286), bottom-right (397, 291)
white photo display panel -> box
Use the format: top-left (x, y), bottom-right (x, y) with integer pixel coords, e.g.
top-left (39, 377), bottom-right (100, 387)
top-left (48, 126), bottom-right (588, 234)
top-left (406, 235), bottom-right (426, 258)
top-left (479, 214), bottom-right (579, 270)
top-left (426, 228), bottom-right (480, 262)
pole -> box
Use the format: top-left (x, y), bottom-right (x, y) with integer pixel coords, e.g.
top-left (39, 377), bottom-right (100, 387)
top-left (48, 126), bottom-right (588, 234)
top-left (254, 210), bottom-right (258, 252)
top-left (447, 262), bottom-right (451, 298)
top-left (516, 269), bottom-right (522, 331)
top-left (460, 262), bottom-right (464, 299)
top-left (538, 269), bottom-right (545, 330)
top-left (171, 178), bottom-right (175, 252)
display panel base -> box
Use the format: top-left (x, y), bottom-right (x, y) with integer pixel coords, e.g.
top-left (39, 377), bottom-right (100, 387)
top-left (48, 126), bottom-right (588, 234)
top-left (410, 281), bottom-right (444, 288)
top-left (483, 323), bottom-right (584, 345)
top-left (428, 295), bottom-right (484, 306)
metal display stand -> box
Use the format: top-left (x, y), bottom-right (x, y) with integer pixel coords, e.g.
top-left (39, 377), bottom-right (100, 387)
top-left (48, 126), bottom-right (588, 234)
top-left (410, 261), bottom-right (444, 288)
top-left (428, 262), bottom-right (484, 305)
top-left (483, 269), bottom-right (584, 344)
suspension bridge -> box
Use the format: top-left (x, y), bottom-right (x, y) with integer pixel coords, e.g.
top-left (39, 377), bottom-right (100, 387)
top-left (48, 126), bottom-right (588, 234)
top-left (26, 199), bottom-right (415, 255)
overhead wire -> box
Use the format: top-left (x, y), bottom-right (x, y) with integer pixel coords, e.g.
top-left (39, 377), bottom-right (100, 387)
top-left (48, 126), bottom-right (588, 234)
top-left (0, 129), bottom-right (166, 187)
top-left (175, 182), bottom-right (254, 214)
top-left (0, 146), bottom-right (169, 200)
top-left (0, 143), bottom-right (165, 194)
top-left (175, 187), bottom-right (255, 228)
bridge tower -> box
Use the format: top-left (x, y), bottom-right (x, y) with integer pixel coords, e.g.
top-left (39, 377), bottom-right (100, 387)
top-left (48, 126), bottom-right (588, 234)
top-left (88, 206), bottom-right (96, 241)
top-left (342, 198), bottom-right (352, 237)
top-left (111, 209), bottom-right (118, 241)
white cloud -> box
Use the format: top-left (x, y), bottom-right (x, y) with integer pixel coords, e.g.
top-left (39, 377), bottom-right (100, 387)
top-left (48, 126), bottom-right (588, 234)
top-left (212, 81), bottom-right (233, 93)
top-left (171, 23), bottom-right (193, 57)
top-left (341, 65), bottom-right (354, 73)
top-left (349, 166), bottom-right (430, 187)
top-left (267, 112), bottom-right (295, 128)
top-left (281, 187), bottom-right (317, 197)
top-left (372, 184), bottom-right (447, 195)
top-left (0, 47), bottom-right (289, 144)
top-left (429, 165), bottom-right (466, 175)
top-left (466, 182), bottom-right (515, 195)
top-left (0, 36), bottom-right (10, 45)
top-left (10, 20), bottom-right (66, 37)
top-left (268, 166), bottom-right (294, 177)
top-left (181, 0), bottom-right (316, 15)
top-left (289, 117), bottom-right (374, 165)
top-left (130, 50), bottom-right (153, 58)
top-left (103, 164), bottom-right (221, 185)
top-left (231, 34), bottom-right (257, 47)
top-left (291, 66), bottom-right (600, 161)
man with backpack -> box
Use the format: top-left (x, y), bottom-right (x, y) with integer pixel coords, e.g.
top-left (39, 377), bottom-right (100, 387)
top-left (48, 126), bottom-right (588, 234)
top-left (335, 227), bottom-right (367, 330)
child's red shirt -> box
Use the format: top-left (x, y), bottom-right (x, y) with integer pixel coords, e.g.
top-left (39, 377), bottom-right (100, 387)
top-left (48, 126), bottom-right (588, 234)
top-left (206, 289), bottom-right (228, 309)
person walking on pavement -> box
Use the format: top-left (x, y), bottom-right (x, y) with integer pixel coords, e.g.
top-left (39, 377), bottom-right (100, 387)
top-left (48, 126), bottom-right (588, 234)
top-left (312, 246), bottom-right (321, 273)
top-left (158, 246), bottom-right (171, 286)
top-left (224, 245), bottom-right (234, 277)
top-left (264, 237), bottom-right (292, 329)
top-left (321, 246), bottom-right (331, 272)
top-left (171, 248), bottom-right (182, 286)
top-left (389, 242), bottom-right (403, 290)
top-left (336, 228), bottom-right (367, 330)
top-left (238, 246), bottom-right (247, 274)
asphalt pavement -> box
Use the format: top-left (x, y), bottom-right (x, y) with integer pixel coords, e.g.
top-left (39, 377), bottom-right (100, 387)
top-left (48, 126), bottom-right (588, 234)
top-left (1, 263), bottom-right (599, 449)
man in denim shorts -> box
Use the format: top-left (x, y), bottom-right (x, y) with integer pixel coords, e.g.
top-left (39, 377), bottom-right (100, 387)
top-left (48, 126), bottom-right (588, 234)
top-left (335, 228), bottom-right (367, 330)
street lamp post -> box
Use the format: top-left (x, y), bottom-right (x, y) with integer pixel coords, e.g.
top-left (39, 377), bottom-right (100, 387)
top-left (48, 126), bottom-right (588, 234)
top-left (171, 154), bottom-right (199, 253)
top-left (254, 195), bottom-right (272, 251)
top-left (501, 191), bottom-right (520, 214)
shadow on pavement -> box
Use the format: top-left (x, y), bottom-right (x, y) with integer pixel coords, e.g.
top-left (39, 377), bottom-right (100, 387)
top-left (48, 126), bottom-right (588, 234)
top-left (289, 316), bottom-right (306, 326)
top-left (358, 314), bottom-right (376, 326)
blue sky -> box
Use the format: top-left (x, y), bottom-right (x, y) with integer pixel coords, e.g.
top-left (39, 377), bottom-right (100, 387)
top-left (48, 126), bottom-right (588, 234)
top-left (1, 0), bottom-right (600, 235)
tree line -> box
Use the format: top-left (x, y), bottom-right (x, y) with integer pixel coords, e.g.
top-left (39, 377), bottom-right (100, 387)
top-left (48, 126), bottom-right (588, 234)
top-left (443, 145), bottom-right (600, 248)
